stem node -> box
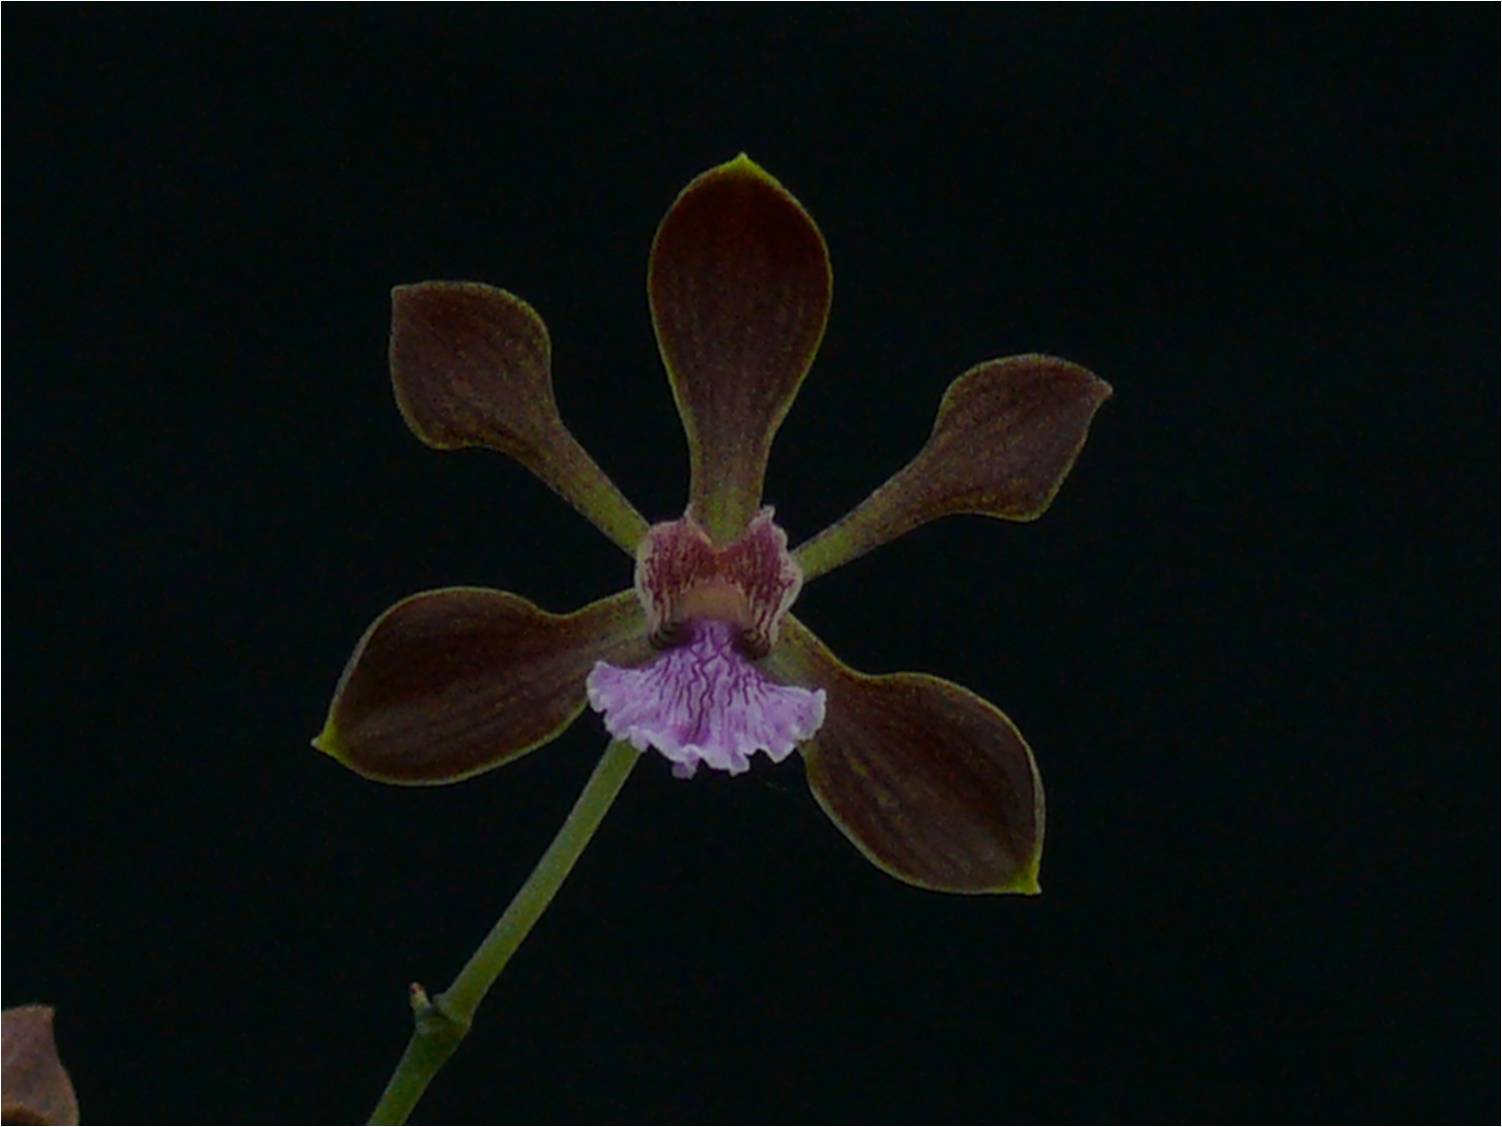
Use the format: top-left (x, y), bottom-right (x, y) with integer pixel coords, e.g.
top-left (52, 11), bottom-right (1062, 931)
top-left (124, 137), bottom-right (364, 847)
top-left (366, 741), bottom-right (638, 1125)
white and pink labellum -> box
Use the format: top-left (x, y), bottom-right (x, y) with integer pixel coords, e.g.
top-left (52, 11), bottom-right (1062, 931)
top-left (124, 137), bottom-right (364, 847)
top-left (588, 619), bottom-right (825, 778)
top-left (588, 508), bottom-right (822, 776)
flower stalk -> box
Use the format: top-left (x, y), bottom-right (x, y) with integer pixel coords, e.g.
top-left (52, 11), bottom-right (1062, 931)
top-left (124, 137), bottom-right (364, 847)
top-left (368, 740), bottom-right (640, 1125)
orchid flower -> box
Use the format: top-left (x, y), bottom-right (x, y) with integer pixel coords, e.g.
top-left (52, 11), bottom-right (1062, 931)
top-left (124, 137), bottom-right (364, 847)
top-left (316, 155), bottom-right (1109, 1122)
top-left (317, 152), bottom-right (1109, 892)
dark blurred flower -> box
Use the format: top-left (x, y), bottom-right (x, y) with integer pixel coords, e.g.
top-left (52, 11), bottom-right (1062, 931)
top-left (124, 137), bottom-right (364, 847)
top-left (316, 155), bottom-right (1109, 893)
top-left (2, 1006), bottom-right (79, 1126)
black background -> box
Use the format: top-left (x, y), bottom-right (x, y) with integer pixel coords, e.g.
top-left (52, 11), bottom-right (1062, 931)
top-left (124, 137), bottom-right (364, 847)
top-left (6, 9), bottom-right (1495, 1123)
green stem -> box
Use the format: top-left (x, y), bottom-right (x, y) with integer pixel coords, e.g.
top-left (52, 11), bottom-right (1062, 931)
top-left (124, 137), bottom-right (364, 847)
top-left (367, 740), bottom-right (640, 1125)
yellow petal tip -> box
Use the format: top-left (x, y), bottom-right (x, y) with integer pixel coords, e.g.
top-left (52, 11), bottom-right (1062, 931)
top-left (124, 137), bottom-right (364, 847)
top-left (311, 719), bottom-right (344, 762)
top-left (1006, 857), bottom-right (1044, 896)
top-left (718, 151), bottom-right (777, 185)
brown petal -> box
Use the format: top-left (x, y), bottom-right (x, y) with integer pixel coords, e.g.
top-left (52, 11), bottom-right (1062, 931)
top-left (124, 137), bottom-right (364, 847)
top-left (390, 281), bottom-right (648, 553)
top-left (796, 355), bottom-right (1111, 580)
top-left (2, 1006), bottom-right (79, 1126)
top-left (315, 588), bottom-right (650, 784)
top-left (767, 616), bottom-right (1043, 894)
top-left (648, 155), bottom-right (832, 544)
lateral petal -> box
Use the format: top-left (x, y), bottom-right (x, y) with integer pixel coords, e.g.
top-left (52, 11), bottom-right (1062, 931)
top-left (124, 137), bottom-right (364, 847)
top-left (797, 356), bottom-right (1110, 580)
top-left (316, 588), bottom-right (649, 784)
top-left (767, 616), bottom-right (1044, 893)
top-left (390, 281), bottom-right (648, 553)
